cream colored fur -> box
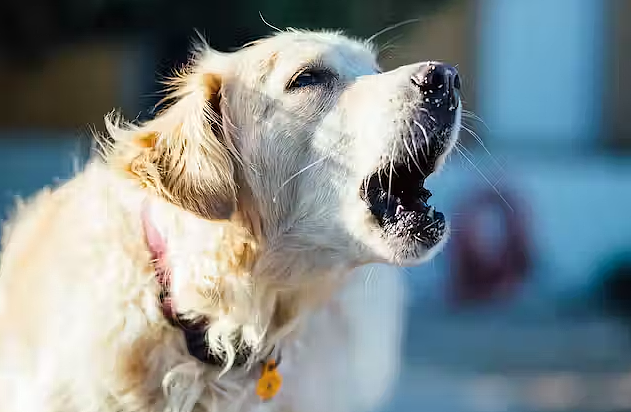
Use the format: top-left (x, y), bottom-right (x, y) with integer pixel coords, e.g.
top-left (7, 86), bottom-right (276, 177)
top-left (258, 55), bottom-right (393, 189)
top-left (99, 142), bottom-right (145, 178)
top-left (0, 29), bottom-right (457, 412)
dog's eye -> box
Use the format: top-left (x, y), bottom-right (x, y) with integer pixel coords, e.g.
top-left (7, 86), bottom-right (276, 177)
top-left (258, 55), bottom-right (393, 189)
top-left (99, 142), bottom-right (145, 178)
top-left (287, 68), bottom-right (336, 90)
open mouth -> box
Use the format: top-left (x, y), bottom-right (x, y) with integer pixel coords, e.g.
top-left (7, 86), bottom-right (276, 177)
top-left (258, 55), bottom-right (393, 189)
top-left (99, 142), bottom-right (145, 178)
top-left (360, 163), bottom-right (446, 248)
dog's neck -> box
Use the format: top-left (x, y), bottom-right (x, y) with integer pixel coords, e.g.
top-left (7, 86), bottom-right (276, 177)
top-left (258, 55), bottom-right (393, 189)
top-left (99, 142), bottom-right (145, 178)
top-left (142, 197), bottom-right (348, 369)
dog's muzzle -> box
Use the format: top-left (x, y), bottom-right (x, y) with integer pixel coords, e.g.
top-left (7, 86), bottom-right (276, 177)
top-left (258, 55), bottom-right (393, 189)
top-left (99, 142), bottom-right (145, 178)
top-left (360, 62), bottom-right (461, 250)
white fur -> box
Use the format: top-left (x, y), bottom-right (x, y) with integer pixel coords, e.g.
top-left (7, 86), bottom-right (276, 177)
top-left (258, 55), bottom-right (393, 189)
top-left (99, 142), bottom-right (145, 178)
top-left (0, 29), bottom-right (458, 412)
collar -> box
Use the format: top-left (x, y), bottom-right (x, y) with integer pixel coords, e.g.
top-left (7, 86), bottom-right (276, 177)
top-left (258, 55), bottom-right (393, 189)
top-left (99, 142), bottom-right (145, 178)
top-left (141, 204), bottom-right (251, 367)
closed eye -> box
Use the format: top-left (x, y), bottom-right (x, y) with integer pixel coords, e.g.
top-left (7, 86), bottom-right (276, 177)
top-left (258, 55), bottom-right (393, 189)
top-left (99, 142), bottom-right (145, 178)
top-left (286, 67), bottom-right (337, 91)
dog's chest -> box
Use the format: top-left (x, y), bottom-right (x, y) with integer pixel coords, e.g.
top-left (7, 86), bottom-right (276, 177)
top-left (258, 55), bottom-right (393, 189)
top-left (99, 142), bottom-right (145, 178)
top-left (245, 307), bottom-right (355, 412)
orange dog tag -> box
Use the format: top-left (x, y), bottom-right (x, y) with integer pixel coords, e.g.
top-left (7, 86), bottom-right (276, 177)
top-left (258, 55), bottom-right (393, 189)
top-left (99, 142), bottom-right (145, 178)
top-left (256, 359), bottom-right (282, 401)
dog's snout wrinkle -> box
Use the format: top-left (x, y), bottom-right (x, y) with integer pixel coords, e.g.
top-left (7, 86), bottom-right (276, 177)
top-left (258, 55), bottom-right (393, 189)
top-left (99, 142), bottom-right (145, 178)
top-left (411, 63), bottom-right (460, 110)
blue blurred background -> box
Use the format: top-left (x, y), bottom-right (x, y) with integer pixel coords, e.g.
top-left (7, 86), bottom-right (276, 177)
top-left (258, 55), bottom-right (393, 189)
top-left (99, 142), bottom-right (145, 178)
top-left (1, 0), bottom-right (630, 411)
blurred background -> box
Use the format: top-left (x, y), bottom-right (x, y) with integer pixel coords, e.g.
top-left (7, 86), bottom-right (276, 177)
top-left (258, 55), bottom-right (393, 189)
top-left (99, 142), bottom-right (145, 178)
top-left (1, 0), bottom-right (630, 411)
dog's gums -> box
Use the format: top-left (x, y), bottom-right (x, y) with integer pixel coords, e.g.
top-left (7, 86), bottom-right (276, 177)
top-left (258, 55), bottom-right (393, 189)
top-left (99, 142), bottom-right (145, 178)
top-left (361, 164), bottom-right (446, 248)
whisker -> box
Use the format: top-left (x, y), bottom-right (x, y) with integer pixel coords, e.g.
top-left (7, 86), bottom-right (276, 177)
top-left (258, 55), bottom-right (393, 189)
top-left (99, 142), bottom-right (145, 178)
top-left (460, 123), bottom-right (504, 171)
top-left (411, 134), bottom-right (421, 171)
top-left (413, 120), bottom-right (431, 160)
top-left (378, 164), bottom-right (385, 191)
top-left (367, 18), bottom-right (421, 43)
top-left (378, 34), bottom-right (404, 51)
top-left (272, 154), bottom-right (332, 203)
top-left (455, 146), bottom-right (513, 212)
top-left (258, 12), bottom-right (283, 32)
top-left (386, 142), bottom-right (397, 208)
top-left (403, 121), bottom-right (424, 175)
top-left (377, 34), bottom-right (405, 57)
top-left (462, 110), bottom-right (489, 130)
top-left (419, 107), bottom-right (437, 124)
top-left (456, 141), bottom-right (475, 160)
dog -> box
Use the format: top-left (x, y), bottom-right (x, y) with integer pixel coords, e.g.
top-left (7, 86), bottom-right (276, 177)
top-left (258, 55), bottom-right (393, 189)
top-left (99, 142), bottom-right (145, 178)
top-left (0, 29), bottom-right (461, 412)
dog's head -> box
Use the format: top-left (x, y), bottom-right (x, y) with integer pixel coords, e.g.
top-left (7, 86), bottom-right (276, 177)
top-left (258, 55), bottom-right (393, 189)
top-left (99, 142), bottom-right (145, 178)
top-left (117, 30), bottom-right (461, 272)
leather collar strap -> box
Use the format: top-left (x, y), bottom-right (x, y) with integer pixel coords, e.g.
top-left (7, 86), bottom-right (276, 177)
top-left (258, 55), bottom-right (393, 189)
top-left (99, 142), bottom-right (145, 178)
top-left (141, 206), bottom-right (250, 367)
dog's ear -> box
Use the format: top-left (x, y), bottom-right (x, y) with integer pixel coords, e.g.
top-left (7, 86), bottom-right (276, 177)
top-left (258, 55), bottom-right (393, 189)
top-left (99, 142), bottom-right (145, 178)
top-left (109, 49), bottom-right (237, 219)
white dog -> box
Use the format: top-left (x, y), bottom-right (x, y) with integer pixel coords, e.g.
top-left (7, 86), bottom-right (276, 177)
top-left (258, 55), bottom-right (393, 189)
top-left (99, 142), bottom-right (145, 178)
top-left (0, 29), bottom-right (461, 412)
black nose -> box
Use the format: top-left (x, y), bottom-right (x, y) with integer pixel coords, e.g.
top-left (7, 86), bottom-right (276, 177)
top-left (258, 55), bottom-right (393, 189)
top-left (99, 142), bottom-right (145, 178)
top-left (411, 63), bottom-right (460, 110)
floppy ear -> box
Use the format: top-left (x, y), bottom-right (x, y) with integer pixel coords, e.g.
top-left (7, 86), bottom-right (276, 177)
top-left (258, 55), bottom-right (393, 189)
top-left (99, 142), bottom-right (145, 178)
top-left (107, 49), bottom-right (237, 219)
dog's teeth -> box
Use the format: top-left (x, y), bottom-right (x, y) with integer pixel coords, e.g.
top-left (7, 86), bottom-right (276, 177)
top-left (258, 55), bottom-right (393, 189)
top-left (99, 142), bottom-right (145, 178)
top-left (427, 206), bottom-right (434, 219)
top-left (396, 205), bottom-right (405, 215)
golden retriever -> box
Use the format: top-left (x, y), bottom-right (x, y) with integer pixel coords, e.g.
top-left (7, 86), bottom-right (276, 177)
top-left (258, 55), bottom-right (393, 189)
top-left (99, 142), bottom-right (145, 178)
top-left (0, 29), bottom-right (461, 412)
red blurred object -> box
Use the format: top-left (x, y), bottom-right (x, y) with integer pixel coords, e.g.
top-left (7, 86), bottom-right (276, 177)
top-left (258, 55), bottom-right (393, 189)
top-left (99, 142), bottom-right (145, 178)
top-left (448, 187), bottom-right (532, 306)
